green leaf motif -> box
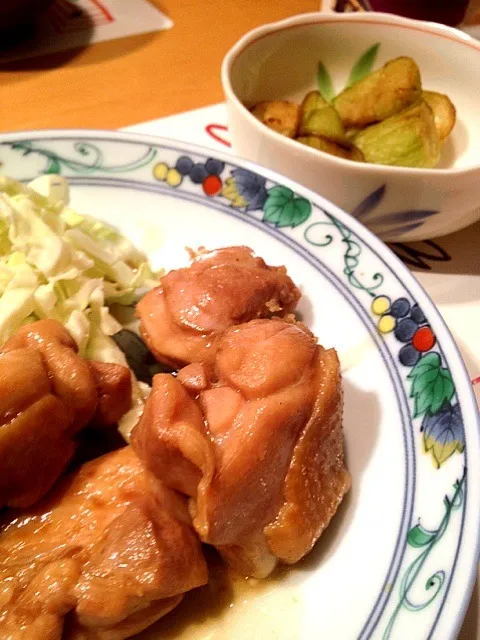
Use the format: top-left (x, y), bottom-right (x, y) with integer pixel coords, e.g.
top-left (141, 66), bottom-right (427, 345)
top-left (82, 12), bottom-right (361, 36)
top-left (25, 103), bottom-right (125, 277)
top-left (407, 524), bottom-right (436, 548)
top-left (433, 371), bottom-right (454, 414)
top-left (347, 42), bottom-right (380, 88)
top-left (317, 61), bottom-right (335, 103)
top-left (383, 471), bottom-right (466, 638)
top-left (407, 352), bottom-right (455, 417)
top-left (45, 158), bottom-right (62, 175)
top-left (263, 186), bottom-right (312, 229)
top-left (4, 140), bottom-right (157, 176)
top-left (266, 185), bottom-right (292, 204)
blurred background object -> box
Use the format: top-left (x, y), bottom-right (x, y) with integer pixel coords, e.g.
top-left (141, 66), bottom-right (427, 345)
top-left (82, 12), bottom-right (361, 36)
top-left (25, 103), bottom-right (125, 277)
top-left (367, 0), bottom-right (468, 26)
top-left (326, 0), bottom-right (470, 26)
top-left (0, 0), bottom-right (171, 65)
top-left (0, 0), bottom-right (54, 31)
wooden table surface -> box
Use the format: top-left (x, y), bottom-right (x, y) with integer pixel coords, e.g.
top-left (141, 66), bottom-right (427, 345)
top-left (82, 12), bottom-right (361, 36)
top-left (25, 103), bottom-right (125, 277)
top-left (0, 0), bottom-right (319, 133)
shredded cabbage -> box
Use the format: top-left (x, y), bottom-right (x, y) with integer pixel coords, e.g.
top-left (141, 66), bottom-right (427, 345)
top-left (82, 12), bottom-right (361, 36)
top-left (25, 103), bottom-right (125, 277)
top-left (0, 174), bottom-right (161, 438)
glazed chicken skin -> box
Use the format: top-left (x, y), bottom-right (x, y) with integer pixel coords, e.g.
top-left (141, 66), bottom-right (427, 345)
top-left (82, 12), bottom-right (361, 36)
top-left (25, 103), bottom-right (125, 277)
top-left (0, 446), bottom-right (208, 640)
top-left (132, 318), bottom-right (351, 578)
top-left (0, 320), bottom-right (132, 509)
top-left (136, 246), bottom-right (301, 368)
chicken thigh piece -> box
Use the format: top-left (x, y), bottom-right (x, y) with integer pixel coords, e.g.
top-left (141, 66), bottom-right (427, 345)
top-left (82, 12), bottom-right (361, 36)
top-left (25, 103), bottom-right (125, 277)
top-left (136, 246), bottom-right (301, 367)
top-left (0, 320), bottom-right (132, 509)
top-left (133, 318), bottom-right (351, 579)
top-left (88, 361), bottom-right (133, 428)
top-left (0, 446), bottom-right (208, 640)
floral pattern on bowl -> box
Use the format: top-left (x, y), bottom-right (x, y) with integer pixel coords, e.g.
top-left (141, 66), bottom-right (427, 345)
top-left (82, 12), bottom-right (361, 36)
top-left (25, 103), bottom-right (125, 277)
top-left (222, 12), bottom-right (480, 242)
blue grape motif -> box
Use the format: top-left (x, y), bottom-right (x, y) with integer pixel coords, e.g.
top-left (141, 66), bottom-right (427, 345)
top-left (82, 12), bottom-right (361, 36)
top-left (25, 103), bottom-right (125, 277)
top-left (190, 163), bottom-right (209, 184)
top-left (411, 303), bottom-right (426, 325)
top-left (391, 298), bottom-right (411, 318)
top-left (205, 158), bottom-right (225, 176)
top-left (395, 318), bottom-right (417, 343)
top-left (399, 343), bottom-right (421, 367)
top-left (175, 156), bottom-right (194, 176)
top-left (372, 296), bottom-right (438, 373)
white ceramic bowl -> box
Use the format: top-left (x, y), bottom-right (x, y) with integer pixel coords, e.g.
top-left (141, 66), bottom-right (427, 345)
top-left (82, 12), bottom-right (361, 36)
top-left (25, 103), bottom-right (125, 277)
top-left (222, 12), bottom-right (480, 242)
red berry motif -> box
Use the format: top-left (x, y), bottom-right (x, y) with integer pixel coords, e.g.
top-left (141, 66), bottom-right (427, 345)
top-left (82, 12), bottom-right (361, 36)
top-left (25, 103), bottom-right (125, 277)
top-left (412, 326), bottom-right (436, 352)
top-left (202, 174), bottom-right (222, 196)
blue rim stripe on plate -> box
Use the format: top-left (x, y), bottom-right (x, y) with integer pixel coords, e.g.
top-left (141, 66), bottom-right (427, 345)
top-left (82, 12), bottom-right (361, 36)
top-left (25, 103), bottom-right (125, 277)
top-left (0, 131), bottom-right (478, 640)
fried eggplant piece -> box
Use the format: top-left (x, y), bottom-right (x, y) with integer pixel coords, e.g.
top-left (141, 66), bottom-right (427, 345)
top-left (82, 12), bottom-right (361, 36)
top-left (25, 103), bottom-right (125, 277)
top-left (296, 135), bottom-right (364, 162)
top-left (298, 91), bottom-right (347, 143)
top-left (251, 101), bottom-right (300, 138)
top-left (333, 56), bottom-right (422, 127)
top-left (423, 90), bottom-right (456, 141)
top-left (345, 127), bottom-right (362, 141)
top-left (353, 100), bottom-right (441, 168)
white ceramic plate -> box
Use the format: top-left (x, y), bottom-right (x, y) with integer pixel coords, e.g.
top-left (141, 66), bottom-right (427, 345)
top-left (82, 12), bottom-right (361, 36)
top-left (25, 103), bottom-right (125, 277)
top-left (1, 130), bottom-right (478, 640)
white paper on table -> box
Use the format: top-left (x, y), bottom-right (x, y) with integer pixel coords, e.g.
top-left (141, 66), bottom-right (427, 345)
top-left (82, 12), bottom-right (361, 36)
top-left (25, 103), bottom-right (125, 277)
top-left (0, 0), bottom-right (173, 63)
top-left (126, 105), bottom-right (232, 151)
